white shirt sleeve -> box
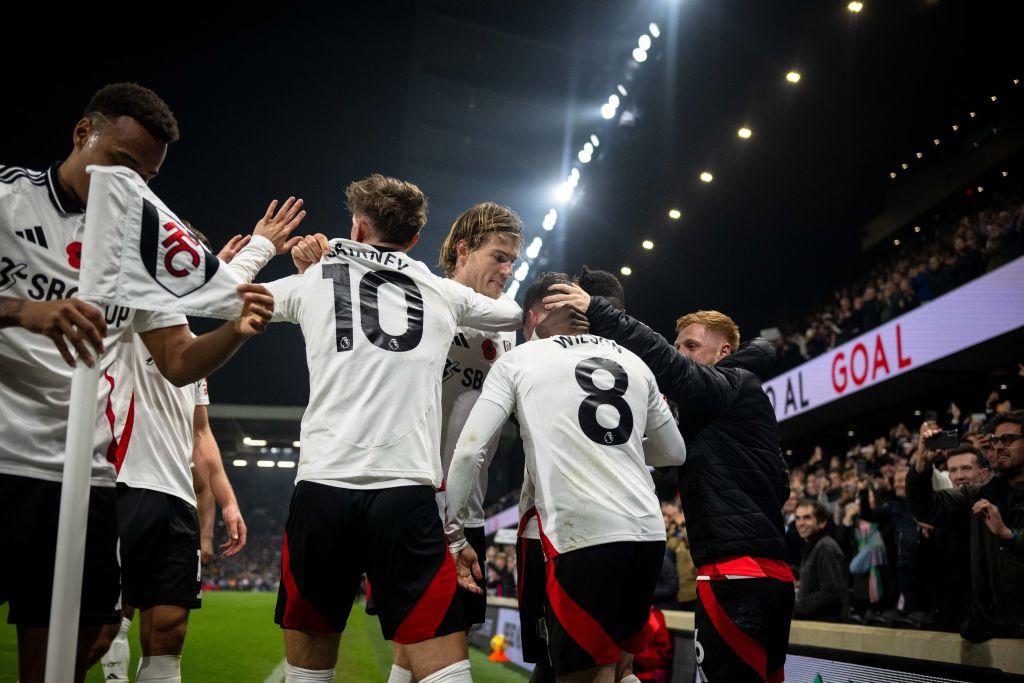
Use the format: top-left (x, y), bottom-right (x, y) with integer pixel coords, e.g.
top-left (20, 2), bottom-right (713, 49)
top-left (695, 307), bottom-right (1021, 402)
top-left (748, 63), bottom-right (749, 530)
top-left (441, 280), bottom-right (522, 332)
top-left (223, 235), bottom-right (276, 283)
top-left (646, 376), bottom-right (676, 433)
top-left (263, 273), bottom-right (304, 324)
top-left (445, 359), bottom-right (517, 538)
top-left (643, 419), bottom-right (687, 467)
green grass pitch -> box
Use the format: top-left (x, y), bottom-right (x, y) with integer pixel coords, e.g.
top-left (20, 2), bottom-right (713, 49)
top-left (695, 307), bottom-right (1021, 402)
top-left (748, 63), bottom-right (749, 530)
top-left (0, 592), bottom-right (528, 682)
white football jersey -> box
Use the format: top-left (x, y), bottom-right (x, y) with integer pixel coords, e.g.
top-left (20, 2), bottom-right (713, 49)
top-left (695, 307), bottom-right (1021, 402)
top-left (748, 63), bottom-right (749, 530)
top-left (111, 333), bottom-right (208, 506)
top-left (477, 334), bottom-right (675, 555)
top-left (0, 164), bottom-right (185, 486)
top-left (439, 323), bottom-right (516, 527)
top-left (264, 239), bottom-right (521, 489)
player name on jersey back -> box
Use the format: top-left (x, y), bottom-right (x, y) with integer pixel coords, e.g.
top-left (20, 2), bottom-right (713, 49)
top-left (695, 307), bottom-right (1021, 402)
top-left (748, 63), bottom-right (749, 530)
top-left (479, 335), bottom-right (673, 554)
top-left (265, 238), bottom-right (521, 490)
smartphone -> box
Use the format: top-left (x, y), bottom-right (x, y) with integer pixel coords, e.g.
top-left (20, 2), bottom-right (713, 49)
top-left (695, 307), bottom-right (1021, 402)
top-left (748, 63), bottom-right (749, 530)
top-left (926, 428), bottom-right (959, 451)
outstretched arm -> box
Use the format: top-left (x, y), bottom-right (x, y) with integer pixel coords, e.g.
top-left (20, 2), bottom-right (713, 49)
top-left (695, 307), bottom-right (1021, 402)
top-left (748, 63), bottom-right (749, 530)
top-left (193, 405), bottom-right (247, 557)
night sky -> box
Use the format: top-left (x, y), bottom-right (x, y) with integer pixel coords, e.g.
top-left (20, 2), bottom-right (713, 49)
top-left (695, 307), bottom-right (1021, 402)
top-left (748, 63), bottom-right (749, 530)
top-left (4, 0), bottom-right (1021, 406)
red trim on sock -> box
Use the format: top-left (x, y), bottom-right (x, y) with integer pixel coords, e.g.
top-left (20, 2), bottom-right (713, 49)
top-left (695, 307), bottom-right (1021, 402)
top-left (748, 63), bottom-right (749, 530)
top-left (279, 532), bottom-right (334, 632)
top-left (697, 581), bottom-right (767, 680)
top-left (393, 546), bottom-right (457, 644)
top-left (545, 557), bottom-right (619, 666)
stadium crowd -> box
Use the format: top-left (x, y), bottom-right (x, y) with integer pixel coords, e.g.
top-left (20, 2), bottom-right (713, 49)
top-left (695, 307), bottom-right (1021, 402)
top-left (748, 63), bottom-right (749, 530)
top-left (772, 180), bottom-right (1024, 373)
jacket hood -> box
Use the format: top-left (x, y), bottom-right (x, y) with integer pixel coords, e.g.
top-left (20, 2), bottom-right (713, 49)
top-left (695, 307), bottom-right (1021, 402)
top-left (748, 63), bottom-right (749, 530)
top-left (716, 337), bottom-right (777, 381)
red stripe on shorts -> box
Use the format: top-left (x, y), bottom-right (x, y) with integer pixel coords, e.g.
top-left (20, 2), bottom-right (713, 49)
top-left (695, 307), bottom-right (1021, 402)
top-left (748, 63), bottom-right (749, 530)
top-left (393, 545), bottom-right (457, 644)
top-left (113, 393), bottom-right (135, 473)
top-left (279, 532), bottom-right (334, 632)
top-left (697, 580), bottom-right (767, 680)
top-left (698, 555), bottom-right (794, 583)
top-left (619, 608), bottom-right (658, 654)
top-left (545, 557), bottom-right (620, 666)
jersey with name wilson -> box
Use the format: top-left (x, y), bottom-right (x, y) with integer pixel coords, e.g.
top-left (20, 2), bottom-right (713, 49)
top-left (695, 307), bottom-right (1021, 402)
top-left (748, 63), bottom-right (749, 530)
top-left (477, 334), bottom-right (674, 555)
top-left (439, 321), bottom-right (516, 527)
top-left (0, 164), bottom-right (185, 486)
top-left (264, 238), bottom-right (522, 489)
top-left (110, 332), bottom-right (208, 506)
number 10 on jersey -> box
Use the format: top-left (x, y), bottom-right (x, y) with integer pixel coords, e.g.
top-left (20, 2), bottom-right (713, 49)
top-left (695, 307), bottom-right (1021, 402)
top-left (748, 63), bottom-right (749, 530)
top-left (323, 264), bottom-right (425, 353)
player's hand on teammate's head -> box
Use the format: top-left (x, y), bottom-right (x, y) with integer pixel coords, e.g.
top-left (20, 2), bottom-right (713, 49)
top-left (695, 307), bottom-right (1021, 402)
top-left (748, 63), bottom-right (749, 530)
top-left (291, 233), bottom-right (330, 274)
top-left (217, 234), bottom-right (252, 263)
top-left (18, 298), bottom-right (107, 367)
top-left (454, 545), bottom-right (484, 595)
top-left (235, 284), bottom-right (275, 336)
top-left (535, 301), bottom-right (590, 339)
top-left (543, 282), bottom-right (591, 314)
top-left (254, 197), bottom-right (308, 255)
top-left (220, 505), bottom-right (247, 557)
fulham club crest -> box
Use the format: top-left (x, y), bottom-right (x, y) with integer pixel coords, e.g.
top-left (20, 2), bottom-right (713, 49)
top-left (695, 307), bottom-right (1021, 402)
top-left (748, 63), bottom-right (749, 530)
top-left (139, 199), bottom-right (220, 297)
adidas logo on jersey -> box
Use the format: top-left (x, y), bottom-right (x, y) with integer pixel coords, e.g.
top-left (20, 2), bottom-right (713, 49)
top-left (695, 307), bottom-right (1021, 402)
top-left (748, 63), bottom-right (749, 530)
top-left (452, 332), bottom-right (470, 348)
top-left (15, 225), bottom-right (48, 249)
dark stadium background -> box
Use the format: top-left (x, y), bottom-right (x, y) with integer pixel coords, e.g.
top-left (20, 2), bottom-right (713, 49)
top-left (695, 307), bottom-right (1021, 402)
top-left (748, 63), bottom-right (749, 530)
top-left (2, 0), bottom-right (1020, 411)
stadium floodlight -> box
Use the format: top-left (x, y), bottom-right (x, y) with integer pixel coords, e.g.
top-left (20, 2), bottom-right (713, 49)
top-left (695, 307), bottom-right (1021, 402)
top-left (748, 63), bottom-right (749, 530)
top-left (914, 409), bottom-right (922, 416)
top-left (933, 138), bottom-right (940, 145)
top-left (617, 84), bottom-right (628, 97)
top-left (642, 239), bottom-right (654, 250)
top-left (668, 208), bottom-right (682, 220)
top-left (969, 111), bottom-right (976, 118)
top-left (1003, 170), bottom-right (1009, 177)
top-left (256, 460), bottom-right (275, 468)
top-left (900, 163), bottom-right (909, 170)
top-left (737, 127), bottom-right (752, 139)
top-left (600, 102), bottom-right (617, 119)
top-left (638, 34), bottom-right (652, 51)
top-left (514, 262), bottom-right (530, 282)
top-left (506, 280), bottom-right (520, 298)
top-left (847, 430), bottom-right (855, 437)
top-left (952, 124), bottom-right (959, 131)
top-left (232, 459), bottom-right (248, 467)
top-left (915, 152), bottom-right (923, 159)
top-left (977, 186), bottom-right (984, 193)
top-left (991, 95), bottom-right (997, 102)
top-left (893, 239), bottom-right (901, 246)
top-left (555, 181), bottom-right (574, 202)
top-left (699, 171), bottom-right (714, 183)
top-left (649, 22), bottom-right (661, 38)
top-left (542, 209), bottom-right (557, 230)
top-left (1015, 80), bottom-right (1021, 86)
top-left (620, 266), bottom-right (633, 276)
top-left (242, 437), bottom-right (267, 447)
top-left (590, 134), bottom-right (600, 147)
top-left (632, 48), bottom-right (648, 63)
top-left (578, 149), bottom-right (592, 163)
top-left (786, 70), bottom-right (801, 84)
top-left (889, 172), bottom-right (897, 179)
top-left (608, 94), bottom-right (620, 109)
top-left (914, 226), bottom-right (921, 233)
top-left (847, 1), bottom-right (863, 13)
top-left (570, 168), bottom-right (580, 181)
top-left (277, 461), bottom-right (296, 468)
top-left (583, 142), bottom-right (594, 154)
top-left (526, 237), bottom-right (543, 259)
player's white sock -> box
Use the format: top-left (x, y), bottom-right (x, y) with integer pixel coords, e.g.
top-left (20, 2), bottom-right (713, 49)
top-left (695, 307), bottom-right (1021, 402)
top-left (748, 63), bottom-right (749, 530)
top-left (284, 661), bottom-right (335, 682)
top-left (388, 664), bottom-right (415, 683)
top-left (420, 659), bottom-right (472, 683)
top-left (619, 675), bottom-right (642, 683)
top-left (136, 655), bottom-right (182, 682)
top-left (100, 621), bottom-right (133, 682)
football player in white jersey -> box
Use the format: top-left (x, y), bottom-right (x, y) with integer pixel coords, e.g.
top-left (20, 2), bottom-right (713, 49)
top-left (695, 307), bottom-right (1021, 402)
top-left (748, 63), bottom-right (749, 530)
top-left (445, 272), bottom-right (686, 683)
top-left (263, 175), bottom-right (521, 683)
top-left (98, 212), bottom-right (304, 683)
top-left (516, 266), bottom-right (627, 683)
top-left (0, 83), bottom-right (275, 683)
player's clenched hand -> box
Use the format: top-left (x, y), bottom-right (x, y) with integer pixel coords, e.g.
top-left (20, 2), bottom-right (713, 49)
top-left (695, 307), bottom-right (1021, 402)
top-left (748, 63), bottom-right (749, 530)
top-left (543, 283), bottom-right (591, 314)
top-left (217, 234), bottom-right (252, 263)
top-left (220, 505), bottom-right (247, 557)
top-left (292, 233), bottom-right (330, 274)
top-left (18, 298), bottom-right (107, 367)
top-left (454, 545), bottom-right (484, 595)
top-left (234, 284), bottom-right (274, 336)
top-left (254, 197), bottom-right (307, 255)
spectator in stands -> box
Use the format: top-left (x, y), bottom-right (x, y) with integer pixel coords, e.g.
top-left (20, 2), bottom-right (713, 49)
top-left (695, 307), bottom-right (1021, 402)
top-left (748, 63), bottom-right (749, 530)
top-left (486, 551), bottom-right (516, 597)
top-left (782, 490), bottom-right (804, 570)
top-left (907, 412), bottom-right (1024, 641)
top-left (632, 608), bottom-right (674, 683)
top-left (953, 236), bottom-right (985, 285)
top-left (858, 467), bottom-right (919, 613)
top-left (663, 502), bottom-right (697, 609)
top-left (946, 446), bottom-right (989, 487)
top-left (860, 286), bottom-right (882, 330)
top-left (793, 500), bottom-right (849, 620)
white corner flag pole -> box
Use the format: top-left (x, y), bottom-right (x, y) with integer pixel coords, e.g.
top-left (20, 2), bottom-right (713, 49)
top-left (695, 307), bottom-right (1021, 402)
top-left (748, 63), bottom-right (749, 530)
top-left (44, 356), bottom-right (102, 683)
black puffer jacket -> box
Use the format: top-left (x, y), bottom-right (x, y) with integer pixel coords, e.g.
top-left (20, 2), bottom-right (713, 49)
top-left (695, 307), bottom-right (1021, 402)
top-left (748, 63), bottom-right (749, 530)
top-left (587, 297), bottom-right (790, 567)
